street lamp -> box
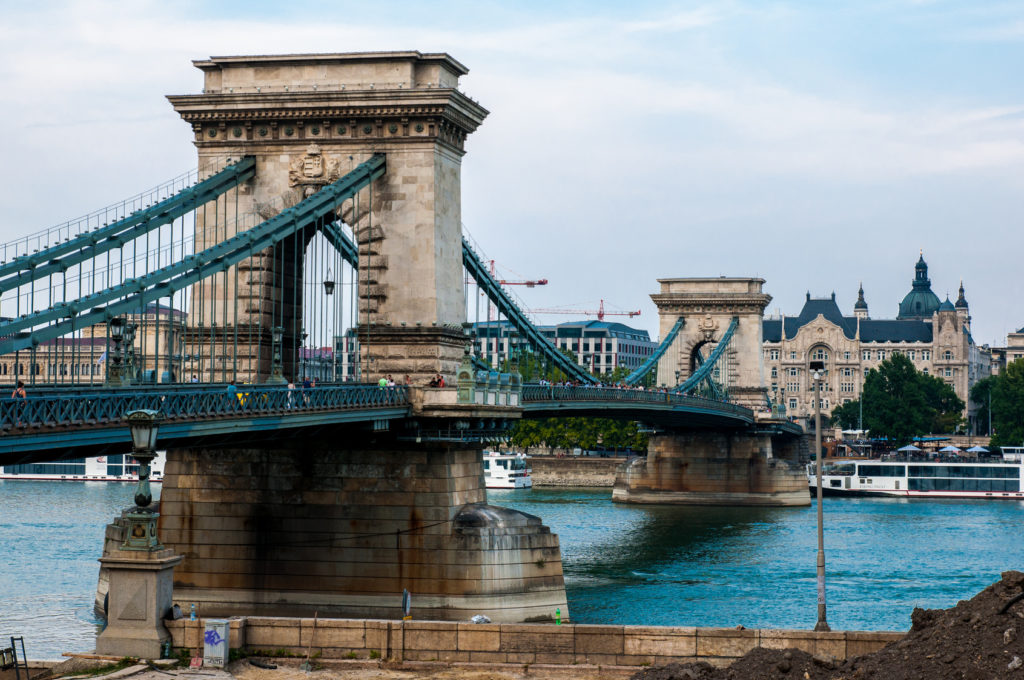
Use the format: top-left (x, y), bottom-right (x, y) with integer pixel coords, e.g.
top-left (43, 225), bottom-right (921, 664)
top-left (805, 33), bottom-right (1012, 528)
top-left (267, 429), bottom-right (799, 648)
top-left (323, 269), bottom-right (335, 296)
top-left (122, 409), bottom-right (164, 550)
top-left (267, 325), bottom-right (287, 384)
top-left (107, 317), bottom-right (126, 386)
top-left (809, 359), bottom-right (830, 632)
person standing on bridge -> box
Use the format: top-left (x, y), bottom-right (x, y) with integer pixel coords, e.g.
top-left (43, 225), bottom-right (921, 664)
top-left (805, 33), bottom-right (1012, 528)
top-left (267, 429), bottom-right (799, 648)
top-left (11, 380), bottom-right (26, 427)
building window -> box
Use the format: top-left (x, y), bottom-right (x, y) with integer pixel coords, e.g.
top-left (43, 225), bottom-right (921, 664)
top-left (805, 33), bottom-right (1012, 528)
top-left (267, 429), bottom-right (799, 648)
top-left (923, 368), bottom-right (929, 375)
top-left (922, 350), bottom-right (931, 360)
top-left (790, 351), bottom-right (797, 360)
top-left (770, 349), bottom-right (779, 360)
top-left (944, 350), bottom-right (954, 360)
top-left (771, 367), bottom-right (778, 378)
top-left (812, 348), bottom-right (829, 361)
top-left (907, 350), bottom-right (916, 361)
top-left (944, 368), bottom-right (952, 377)
top-left (878, 350), bottom-right (886, 361)
top-left (787, 382), bottom-right (800, 393)
top-left (788, 367), bottom-right (799, 377)
top-left (788, 398), bottom-right (798, 410)
top-left (844, 351), bottom-right (851, 361)
top-left (862, 350), bottom-right (871, 361)
top-left (842, 368), bottom-right (852, 377)
top-left (841, 382), bottom-right (854, 393)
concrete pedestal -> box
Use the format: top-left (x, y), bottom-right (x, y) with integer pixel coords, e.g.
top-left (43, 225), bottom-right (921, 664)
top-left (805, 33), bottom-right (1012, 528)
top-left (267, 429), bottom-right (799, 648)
top-left (613, 432), bottom-right (810, 506)
top-left (96, 548), bottom-right (182, 658)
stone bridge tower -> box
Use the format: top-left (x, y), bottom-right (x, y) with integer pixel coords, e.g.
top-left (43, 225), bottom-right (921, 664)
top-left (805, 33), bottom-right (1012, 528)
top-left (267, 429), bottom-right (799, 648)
top-left (168, 52), bottom-right (488, 383)
top-left (651, 278), bottom-right (771, 408)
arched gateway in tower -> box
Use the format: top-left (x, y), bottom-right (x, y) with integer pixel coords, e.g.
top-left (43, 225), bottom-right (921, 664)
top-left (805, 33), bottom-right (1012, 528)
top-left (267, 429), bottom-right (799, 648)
top-left (651, 277), bottom-right (771, 408)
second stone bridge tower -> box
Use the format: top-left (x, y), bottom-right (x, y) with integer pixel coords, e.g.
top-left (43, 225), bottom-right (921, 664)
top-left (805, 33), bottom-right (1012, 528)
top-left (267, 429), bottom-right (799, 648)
top-left (169, 51), bottom-right (488, 383)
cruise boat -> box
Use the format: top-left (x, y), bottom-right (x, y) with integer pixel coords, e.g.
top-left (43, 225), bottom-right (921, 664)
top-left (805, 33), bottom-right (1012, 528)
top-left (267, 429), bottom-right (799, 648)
top-left (482, 451), bottom-right (532, 489)
top-left (808, 448), bottom-right (1024, 499)
top-left (0, 453), bottom-right (164, 482)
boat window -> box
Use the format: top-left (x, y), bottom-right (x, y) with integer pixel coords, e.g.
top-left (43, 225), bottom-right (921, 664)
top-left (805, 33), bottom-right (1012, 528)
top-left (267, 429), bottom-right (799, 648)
top-left (857, 465), bottom-right (905, 477)
top-left (511, 458), bottom-right (526, 470)
top-left (908, 465), bottom-right (1020, 479)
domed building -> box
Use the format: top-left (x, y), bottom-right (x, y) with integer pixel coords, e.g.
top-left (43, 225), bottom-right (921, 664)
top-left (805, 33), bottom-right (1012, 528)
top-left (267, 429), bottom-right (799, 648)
top-left (762, 254), bottom-right (990, 433)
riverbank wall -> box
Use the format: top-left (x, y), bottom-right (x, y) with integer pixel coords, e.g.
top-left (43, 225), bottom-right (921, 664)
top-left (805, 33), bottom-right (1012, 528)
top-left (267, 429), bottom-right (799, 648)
top-left (528, 456), bottom-right (627, 487)
top-left (167, 617), bottom-right (902, 667)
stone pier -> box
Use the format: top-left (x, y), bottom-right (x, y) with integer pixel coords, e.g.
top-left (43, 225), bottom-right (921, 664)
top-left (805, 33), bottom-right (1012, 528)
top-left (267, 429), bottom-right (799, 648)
top-left (152, 439), bottom-right (568, 623)
top-left (612, 432), bottom-right (809, 506)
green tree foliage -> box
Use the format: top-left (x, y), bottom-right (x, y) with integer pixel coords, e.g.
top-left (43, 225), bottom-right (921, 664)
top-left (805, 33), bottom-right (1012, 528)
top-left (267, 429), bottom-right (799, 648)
top-left (969, 375), bottom-right (996, 437)
top-left (510, 416), bottom-right (647, 452)
top-left (982, 360), bottom-right (1024, 448)
top-left (828, 353), bottom-right (963, 443)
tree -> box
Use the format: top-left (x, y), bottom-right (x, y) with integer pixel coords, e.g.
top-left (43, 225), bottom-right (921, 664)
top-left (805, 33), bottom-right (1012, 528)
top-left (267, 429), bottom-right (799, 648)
top-left (829, 353), bottom-right (963, 444)
top-left (989, 360), bottom-right (1024, 449)
top-left (510, 416), bottom-right (647, 452)
top-left (970, 375), bottom-right (997, 436)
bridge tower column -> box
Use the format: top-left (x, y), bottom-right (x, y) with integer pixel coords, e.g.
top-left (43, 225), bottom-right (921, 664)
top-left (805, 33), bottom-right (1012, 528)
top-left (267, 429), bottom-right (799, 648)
top-left (169, 52), bottom-right (488, 384)
top-left (650, 278), bottom-right (771, 408)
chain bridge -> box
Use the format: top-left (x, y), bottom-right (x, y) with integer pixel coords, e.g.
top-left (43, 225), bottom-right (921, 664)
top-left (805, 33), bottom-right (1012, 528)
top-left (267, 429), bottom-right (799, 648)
top-left (0, 53), bottom-right (807, 654)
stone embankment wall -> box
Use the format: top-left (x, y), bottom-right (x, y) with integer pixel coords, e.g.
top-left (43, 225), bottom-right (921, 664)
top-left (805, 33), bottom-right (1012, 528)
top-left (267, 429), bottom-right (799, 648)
top-left (167, 617), bottom-right (902, 667)
top-left (529, 456), bottom-right (627, 487)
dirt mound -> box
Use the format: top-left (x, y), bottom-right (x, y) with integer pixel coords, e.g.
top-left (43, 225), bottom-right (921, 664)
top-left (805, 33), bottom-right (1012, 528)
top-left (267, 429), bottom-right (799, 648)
top-left (632, 570), bottom-right (1024, 680)
top-left (632, 648), bottom-right (834, 680)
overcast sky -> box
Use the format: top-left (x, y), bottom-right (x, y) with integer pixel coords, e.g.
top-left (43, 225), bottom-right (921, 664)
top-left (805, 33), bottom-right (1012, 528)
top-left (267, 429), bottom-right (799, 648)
top-left (1, 0), bottom-right (1021, 347)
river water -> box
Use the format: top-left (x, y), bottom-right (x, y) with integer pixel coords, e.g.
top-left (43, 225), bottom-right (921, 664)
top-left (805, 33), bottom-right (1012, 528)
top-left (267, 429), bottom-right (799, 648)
top-left (2, 481), bottom-right (1023, 659)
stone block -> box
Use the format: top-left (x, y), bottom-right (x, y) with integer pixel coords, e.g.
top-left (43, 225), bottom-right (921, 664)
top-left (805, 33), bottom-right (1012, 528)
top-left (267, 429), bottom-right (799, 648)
top-left (759, 629), bottom-right (845, 659)
top-left (499, 624), bottom-right (573, 653)
top-left (246, 617), bottom-right (301, 647)
top-left (623, 626), bottom-right (697, 657)
top-left (574, 624), bottom-right (624, 655)
top-left (303, 619), bottom-right (365, 648)
top-left (403, 621), bottom-right (458, 651)
top-left (457, 623), bottom-right (501, 651)
top-left (695, 627), bottom-right (758, 659)
top-left (846, 631), bottom-right (903, 657)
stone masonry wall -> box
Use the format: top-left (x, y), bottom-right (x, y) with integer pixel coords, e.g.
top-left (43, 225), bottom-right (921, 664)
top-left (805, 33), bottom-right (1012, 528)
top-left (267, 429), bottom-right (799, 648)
top-left (167, 617), bottom-right (902, 668)
top-left (157, 441), bottom-right (568, 623)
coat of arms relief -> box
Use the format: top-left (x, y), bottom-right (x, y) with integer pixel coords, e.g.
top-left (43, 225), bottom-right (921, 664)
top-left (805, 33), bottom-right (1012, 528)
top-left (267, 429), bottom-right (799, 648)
top-left (288, 144), bottom-right (341, 197)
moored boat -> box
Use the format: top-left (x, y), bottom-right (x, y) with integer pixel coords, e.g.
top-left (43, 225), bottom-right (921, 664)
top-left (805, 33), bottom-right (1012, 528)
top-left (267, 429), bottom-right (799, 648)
top-left (809, 447), bottom-right (1024, 499)
top-left (483, 451), bottom-right (532, 489)
top-left (0, 453), bottom-right (164, 482)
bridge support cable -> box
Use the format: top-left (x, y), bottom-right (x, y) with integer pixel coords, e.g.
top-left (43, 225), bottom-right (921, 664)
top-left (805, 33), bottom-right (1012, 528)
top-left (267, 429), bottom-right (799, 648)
top-left (623, 317), bottom-right (684, 386)
top-left (461, 237), bottom-right (594, 384)
top-left (0, 157), bottom-right (256, 291)
top-left (673, 316), bottom-right (739, 396)
top-left (0, 155), bottom-right (386, 356)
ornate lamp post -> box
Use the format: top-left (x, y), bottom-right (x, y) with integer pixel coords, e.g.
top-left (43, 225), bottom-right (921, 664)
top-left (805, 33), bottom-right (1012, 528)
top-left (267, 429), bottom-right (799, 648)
top-left (123, 323), bottom-right (138, 385)
top-left (267, 325), bottom-right (287, 384)
top-left (106, 317), bottom-right (126, 386)
top-left (96, 409), bottom-right (182, 657)
top-left (809, 359), bottom-right (830, 632)
top-left (122, 409), bottom-right (164, 550)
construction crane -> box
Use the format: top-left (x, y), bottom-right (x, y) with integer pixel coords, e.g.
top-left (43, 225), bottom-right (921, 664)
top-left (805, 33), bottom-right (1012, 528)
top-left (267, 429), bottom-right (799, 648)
top-left (489, 260), bottom-right (547, 287)
top-left (531, 299), bottom-right (641, 322)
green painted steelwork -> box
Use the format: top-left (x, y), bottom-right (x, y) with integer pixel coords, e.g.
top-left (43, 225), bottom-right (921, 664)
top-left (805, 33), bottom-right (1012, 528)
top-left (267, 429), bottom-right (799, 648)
top-left (674, 316), bottom-right (739, 394)
top-left (0, 154), bottom-right (384, 355)
top-left (0, 157), bottom-right (255, 292)
top-left (623, 317), bottom-right (684, 386)
top-left (462, 237), bottom-right (594, 384)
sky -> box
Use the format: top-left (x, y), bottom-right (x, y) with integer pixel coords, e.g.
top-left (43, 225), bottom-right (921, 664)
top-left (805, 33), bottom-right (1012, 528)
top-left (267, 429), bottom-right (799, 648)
top-left (0, 0), bottom-right (1022, 347)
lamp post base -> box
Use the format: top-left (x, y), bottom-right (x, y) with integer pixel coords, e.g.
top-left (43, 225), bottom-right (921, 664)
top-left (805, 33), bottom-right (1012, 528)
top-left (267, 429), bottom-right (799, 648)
top-left (96, 548), bottom-right (182, 659)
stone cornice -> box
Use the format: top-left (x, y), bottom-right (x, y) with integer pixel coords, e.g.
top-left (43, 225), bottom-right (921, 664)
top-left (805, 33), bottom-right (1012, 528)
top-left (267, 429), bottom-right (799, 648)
top-left (651, 293), bottom-right (772, 308)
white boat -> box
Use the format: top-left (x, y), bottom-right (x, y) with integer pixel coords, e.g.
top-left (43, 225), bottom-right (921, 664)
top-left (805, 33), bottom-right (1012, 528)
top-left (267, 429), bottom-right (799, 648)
top-left (0, 453), bottom-right (164, 482)
top-left (808, 447), bottom-right (1024, 499)
top-left (483, 451), bottom-right (532, 489)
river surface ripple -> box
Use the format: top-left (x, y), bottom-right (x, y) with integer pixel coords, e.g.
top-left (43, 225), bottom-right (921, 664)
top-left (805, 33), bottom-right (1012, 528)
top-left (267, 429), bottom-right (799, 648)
top-left (2, 482), bottom-right (1022, 658)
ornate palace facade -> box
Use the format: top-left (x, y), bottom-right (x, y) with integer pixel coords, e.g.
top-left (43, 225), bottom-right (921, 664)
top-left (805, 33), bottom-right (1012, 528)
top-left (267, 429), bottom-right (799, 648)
top-left (762, 255), bottom-right (989, 432)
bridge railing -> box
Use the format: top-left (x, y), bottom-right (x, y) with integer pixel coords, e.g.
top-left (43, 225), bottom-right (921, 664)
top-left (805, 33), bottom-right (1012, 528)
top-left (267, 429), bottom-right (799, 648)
top-left (0, 384), bottom-right (410, 432)
top-left (521, 384), bottom-right (752, 418)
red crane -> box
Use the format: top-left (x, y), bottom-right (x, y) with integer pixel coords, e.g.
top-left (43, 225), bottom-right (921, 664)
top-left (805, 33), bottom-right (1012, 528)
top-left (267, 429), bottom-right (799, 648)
top-left (489, 260), bottom-right (547, 287)
top-left (531, 299), bottom-right (641, 322)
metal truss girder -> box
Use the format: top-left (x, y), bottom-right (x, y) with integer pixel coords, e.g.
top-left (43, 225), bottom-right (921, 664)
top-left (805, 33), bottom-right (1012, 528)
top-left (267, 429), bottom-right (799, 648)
top-left (675, 316), bottom-right (739, 395)
top-left (624, 317), bottom-right (684, 386)
top-left (462, 238), bottom-right (594, 384)
top-left (0, 154), bottom-right (385, 354)
top-left (0, 157), bottom-right (256, 291)
top-left (321, 221), bottom-right (358, 268)
top-left (0, 383), bottom-right (410, 465)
